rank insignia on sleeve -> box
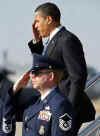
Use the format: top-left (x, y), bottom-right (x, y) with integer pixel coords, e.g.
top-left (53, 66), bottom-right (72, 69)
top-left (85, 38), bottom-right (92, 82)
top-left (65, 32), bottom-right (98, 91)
top-left (59, 113), bottom-right (72, 131)
top-left (39, 125), bottom-right (45, 135)
top-left (2, 118), bottom-right (12, 133)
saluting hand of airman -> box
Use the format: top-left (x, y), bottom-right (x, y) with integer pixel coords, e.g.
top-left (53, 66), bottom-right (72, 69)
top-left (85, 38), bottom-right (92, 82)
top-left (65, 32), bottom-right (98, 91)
top-left (13, 72), bottom-right (30, 93)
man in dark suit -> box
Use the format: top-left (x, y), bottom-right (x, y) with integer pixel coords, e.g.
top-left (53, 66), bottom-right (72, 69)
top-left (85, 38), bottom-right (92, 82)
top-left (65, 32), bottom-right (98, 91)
top-left (27, 2), bottom-right (95, 135)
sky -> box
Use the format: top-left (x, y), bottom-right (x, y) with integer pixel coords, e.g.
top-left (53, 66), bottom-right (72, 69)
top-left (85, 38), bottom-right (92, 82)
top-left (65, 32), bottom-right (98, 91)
top-left (0, 0), bottom-right (100, 73)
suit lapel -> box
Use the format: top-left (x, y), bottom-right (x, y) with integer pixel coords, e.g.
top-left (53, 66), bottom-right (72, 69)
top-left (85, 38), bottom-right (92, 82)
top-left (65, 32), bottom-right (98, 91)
top-left (45, 38), bottom-right (56, 56)
top-left (45, 27), bottom-right (65, 56)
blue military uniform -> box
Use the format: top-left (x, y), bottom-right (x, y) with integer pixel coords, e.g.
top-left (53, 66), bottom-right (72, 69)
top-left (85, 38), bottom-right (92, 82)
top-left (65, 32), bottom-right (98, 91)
top-left (0, 68), bottom-right (16, 136)
top-left (22, 88), bottom-right (73, 136)
top-left (0, 99), bottom-right (4, 135)
top-left (3, 54), bottom-right (75, 136)
top-left (0, 99), bottom-right (16, 136)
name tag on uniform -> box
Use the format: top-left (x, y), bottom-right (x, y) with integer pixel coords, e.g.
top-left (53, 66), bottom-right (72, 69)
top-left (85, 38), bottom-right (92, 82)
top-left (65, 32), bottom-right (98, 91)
top-left (38, 110), bottom-right (52, 122)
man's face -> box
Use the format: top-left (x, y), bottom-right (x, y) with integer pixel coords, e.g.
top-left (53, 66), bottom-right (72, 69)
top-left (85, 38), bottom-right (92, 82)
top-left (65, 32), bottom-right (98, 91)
top-left (31, 69), bottom-right (51, 91)
top-left (33, 11), bottom-right (51, 37)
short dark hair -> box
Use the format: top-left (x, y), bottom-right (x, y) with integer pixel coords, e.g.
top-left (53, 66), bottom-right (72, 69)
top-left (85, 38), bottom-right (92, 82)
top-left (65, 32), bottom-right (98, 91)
top-left (35, 2), bottom-right (61, 23)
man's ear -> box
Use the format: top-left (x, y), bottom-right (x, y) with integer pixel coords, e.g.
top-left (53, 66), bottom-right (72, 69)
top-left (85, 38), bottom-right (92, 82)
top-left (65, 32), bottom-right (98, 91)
top-left (47, 16), bottom-right (53, 25)
top-left (49, 72), bottom-right (54, 81)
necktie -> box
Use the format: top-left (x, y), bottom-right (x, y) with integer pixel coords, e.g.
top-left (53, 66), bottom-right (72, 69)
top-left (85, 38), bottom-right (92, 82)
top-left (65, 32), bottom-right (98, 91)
top-left (42, 37), bottom-right (49, 55)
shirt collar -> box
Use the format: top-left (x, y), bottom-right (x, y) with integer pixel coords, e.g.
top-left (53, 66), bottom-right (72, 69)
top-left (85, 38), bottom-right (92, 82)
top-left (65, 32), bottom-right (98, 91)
top-left (49, 25), bottom-right (63, 41)
top-left (41, 86), bottom-right (56, 101)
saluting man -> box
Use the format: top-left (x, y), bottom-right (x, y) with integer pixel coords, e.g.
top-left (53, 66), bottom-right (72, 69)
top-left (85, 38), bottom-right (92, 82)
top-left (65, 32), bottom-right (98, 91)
top-left (28, 2), bottom-right (95, 135)
top-left (3, 54), bottom-right (75, 136)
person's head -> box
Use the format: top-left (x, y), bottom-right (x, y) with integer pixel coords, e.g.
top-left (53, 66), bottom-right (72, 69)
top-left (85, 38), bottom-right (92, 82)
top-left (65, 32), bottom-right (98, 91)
top-left (30, 54), bottom-right (64, 93)
top-left (33, 2), bottom-right (61, 37)
top-left (31, 69), bottom-right (63, 92)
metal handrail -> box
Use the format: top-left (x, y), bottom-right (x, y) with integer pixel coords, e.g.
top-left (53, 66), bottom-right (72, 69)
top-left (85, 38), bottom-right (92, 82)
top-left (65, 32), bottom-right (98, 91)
top-left (79, 73), bottom-right (100, 136)
top-left (85, 73), bottom-right (100, 91)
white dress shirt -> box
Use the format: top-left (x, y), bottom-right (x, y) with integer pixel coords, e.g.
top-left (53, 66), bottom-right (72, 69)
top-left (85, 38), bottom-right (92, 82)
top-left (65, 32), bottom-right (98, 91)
top-left (42, 25), bottom-right (63, 55)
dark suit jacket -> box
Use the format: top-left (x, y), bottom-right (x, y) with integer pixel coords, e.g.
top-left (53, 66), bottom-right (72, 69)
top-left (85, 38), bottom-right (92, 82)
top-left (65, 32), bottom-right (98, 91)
top-left (28, 27), bottom-right (95, 123)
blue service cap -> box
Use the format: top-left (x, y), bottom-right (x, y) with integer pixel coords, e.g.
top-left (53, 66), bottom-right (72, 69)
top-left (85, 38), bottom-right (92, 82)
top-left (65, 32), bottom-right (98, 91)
top-left (30, 53), bottom-right (65, 72)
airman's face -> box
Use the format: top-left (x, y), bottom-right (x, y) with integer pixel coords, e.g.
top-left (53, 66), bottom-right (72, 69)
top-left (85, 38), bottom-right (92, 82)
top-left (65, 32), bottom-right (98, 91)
top-left (31, 69), bottom-right (51, 91)
top-left (33, 11), bottom-right (51, 37)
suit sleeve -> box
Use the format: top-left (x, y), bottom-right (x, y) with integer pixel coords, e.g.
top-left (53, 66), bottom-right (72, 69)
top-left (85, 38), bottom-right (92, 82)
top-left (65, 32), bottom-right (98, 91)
top-left (28, 39), bottom-right (44, 54)
top-left (61, 35), bottom-right (87, 108)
